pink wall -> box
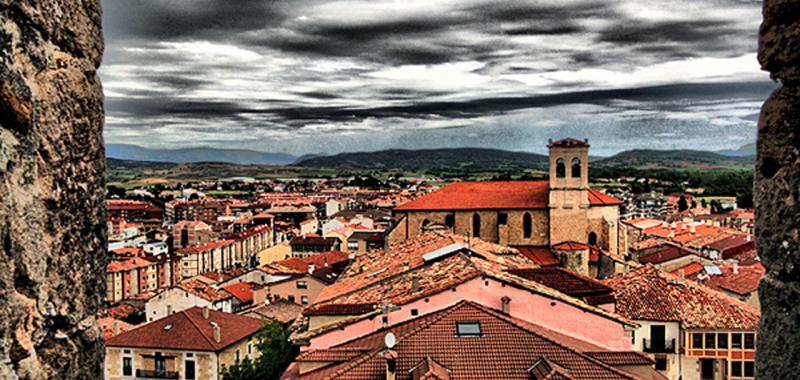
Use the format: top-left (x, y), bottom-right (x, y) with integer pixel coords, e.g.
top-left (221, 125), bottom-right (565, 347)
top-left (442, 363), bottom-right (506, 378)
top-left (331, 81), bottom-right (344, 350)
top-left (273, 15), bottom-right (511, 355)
top-left (306, 277), bottom-right (631, 351)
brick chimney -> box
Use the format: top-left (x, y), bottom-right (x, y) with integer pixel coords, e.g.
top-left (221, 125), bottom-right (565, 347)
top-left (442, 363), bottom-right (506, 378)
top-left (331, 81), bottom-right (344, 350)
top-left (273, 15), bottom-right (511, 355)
top-left (501, 296), bottom-right (511, 314)
top-left (202, 306), bottom-right (209, 319)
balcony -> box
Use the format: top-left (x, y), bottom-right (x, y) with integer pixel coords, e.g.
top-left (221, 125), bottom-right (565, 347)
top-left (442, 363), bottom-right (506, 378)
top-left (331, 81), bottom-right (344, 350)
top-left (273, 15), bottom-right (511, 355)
top-left (135, 369), bottom-right (179, 379)
top-left (643, 338), bottom-right (676, 353)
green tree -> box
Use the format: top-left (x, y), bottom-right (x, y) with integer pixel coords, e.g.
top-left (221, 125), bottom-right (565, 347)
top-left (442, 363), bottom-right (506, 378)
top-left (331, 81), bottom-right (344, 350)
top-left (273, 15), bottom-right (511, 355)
top-left (221, 321), bottom-right (296, 380)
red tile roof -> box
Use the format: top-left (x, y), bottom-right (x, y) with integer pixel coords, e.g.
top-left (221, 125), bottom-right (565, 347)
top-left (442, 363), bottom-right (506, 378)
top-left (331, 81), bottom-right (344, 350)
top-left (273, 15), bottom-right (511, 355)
top-left (177, 279), bottom-right (234, 302)
top-left (223, 282), bottom-right (256, 303)
top-left (176, 239), bottom-right (234, 254)
top-left (605, 266), bottom-right (759, 329)
top-left (289, 301), bottom-right (640, 380)
top-left (106, 307), bottom-right (262, 351)
top-left (506, 268), bottom-right (615, 306)
top-left (394, 181), bottom-right (623, 211)
top-left (638, 245), bottom-right (698, 265)
top-left (277, 250), bottom-right (350, 273)
top-left (552, 242), bottom-right (589, 251)
top-left (512, 246), bottom-right (561, 266)
top-left (697, 262), bottom-right (765, 296)
top-left (671, 262), bottom-right (705, 278)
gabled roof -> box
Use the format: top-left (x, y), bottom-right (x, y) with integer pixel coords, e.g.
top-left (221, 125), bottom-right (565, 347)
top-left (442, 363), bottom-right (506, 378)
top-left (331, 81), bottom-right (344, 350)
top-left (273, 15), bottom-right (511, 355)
top-left (288, 301), bottom-right (638, 380)
top-left (605, 265), bottom-right (759, 329)
top-left (106, 307), bottom-right (262, 351)
top-left (512, 246), bottom-right (561, 267)
top-left (222, 282), bottom-right (256, 303)
top-left (506, 268), bottom-right (615, 305)
top-left (638, 245), bottom-right (698, 265)
top-left (177, 279), bottom-right (234, 302)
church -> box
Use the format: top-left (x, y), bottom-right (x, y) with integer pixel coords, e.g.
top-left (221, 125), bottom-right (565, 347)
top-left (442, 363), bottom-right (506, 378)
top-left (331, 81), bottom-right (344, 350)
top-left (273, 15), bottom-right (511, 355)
top-left (389, 138), bottom-right (625, 277)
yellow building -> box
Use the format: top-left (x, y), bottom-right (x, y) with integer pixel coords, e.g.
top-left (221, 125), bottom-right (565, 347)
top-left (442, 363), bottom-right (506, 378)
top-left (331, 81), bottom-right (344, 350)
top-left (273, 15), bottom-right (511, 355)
top-left (258, 242), bottom-right (291, 265)
top-left (105, 307), bottom-right (262, 380)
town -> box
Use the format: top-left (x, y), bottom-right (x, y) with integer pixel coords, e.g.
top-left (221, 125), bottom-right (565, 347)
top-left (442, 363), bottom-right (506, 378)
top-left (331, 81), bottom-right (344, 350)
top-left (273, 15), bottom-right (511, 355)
top-left (99, 138), bottom-right (760, 380)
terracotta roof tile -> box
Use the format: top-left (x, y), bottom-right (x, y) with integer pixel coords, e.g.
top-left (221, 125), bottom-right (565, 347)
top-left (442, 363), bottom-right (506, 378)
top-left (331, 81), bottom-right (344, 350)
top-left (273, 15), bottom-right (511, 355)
top-left (605, 265), bottom-right (759, 329)
top-left (512, 246), bottom-right (561, 266)
top-left (106, 307), bottom-right (262, 351)
top-left (223, 282), bottom-right (256, 303)
top-left (177, 279), bottom-right (234, 302)
top-left (638, 245), bottom-right (698, 265)
top-left (291, 301), bottom-right (637, 380)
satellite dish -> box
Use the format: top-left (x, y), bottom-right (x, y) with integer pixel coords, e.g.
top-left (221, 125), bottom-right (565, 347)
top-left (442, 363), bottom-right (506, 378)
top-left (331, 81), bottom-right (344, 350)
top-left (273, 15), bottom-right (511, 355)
top-left (384, 332), bottom-right (396, 349)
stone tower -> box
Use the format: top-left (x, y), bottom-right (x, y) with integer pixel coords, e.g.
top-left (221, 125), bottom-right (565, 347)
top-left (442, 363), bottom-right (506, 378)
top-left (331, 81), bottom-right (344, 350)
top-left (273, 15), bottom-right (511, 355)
top-left (548, 138), bottom-right (590, 246)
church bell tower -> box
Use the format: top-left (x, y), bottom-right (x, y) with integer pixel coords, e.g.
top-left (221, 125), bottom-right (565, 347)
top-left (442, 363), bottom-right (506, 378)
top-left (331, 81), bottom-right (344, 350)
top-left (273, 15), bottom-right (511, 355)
top-left (548, 138), bottom-right (590, 245)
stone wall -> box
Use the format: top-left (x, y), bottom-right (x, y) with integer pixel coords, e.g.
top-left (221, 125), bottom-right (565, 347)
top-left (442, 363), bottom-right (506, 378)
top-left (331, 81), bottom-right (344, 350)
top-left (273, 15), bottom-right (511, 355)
top-left (756, 1), bottom-right (800, 378)
top-left (0, 1), bottom-right (106, 379)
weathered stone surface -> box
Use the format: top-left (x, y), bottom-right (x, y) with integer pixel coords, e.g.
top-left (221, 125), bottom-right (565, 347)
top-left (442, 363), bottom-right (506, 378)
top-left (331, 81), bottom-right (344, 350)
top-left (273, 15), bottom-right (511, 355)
top-left (0, 1), bottom-right (106, 379)
top-left (756, 1), bottom-right (800, 378)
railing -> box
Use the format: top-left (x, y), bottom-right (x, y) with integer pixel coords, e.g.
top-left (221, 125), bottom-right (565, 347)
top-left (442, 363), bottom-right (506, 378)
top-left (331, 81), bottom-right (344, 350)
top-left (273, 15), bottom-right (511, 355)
top-left (135, 369), bottom-right (179, 379)
top-left (643, 338), bottom-right (676, 353)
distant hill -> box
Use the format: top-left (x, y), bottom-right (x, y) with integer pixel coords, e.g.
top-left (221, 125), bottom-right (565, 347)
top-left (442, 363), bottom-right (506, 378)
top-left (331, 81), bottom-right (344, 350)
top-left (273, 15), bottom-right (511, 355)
top-left (295, 148), bottom-right (549, 171)
top-left (107, 144), bottom-right (297, 165)
top-left (595, 149), bottom-right (754, 169)
top-left (717, 142), bottom-right (756, 157)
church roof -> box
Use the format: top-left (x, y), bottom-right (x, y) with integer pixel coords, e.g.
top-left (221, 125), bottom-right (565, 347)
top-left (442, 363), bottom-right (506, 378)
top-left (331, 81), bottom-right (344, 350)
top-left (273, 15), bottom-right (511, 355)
top-left (549, 138), bottom-right (590, 148)
top-left (395, 181), bottom-right (621, 211)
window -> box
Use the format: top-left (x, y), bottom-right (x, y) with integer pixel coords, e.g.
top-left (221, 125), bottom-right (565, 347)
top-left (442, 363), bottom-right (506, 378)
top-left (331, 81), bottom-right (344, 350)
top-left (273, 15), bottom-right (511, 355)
top-left (571, 158), bottom-right (581, 178)
top-left (655, 357), bottom-right (668, 371)
top-left (744, 361), bottom-right (755, 377)
top-left (444, 214), bottom-right (455, 229)
top-left (235, 349), bottom-right (240, 363)
top-left (456, 321), bottom-right (482, 337)
top-left (296, 281), bottom-right (308, 289)
top-left (185, 356), bottom-right (196, 380)
top-left (732, 333), bottom-right (742, 349)
top-left (472, 214), bottom-right (481, 237)
top-left (122, 356), bottom-right (133, 376)
top-left (744, 333), bottom-right (755, 349)
top-left (154, 352), bottom-right (166, 375)
top-left (732, 361), bottom-right (742, 377)
top-left (498, 213), bottom-right (507, 225)
top-left (705, 333), bottom-right (716, 349)
top-left (301, 296), bottom-right (308, 304)
top-left (523, 213), bottom-right (532, 239)
top-left (717, 333), bottom-right (728, 349)
top-left (288, 295), bottom-right (295, 303)
top-left (411, 309), bottom-right (419, 316)
top-left (692, 333), bottom-right (704, 349)
top-left (556, 158), bottom-right (566, 178)
top-left (588, 232), bottom-right (597, 246)
top-left (248, 343), bottom-right (253, 356)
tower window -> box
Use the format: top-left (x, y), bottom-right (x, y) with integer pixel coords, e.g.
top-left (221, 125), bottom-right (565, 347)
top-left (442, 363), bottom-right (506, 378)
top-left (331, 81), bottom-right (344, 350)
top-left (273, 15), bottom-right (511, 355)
top-left (444, 214), bottom-right (455, 229)
top-left (472, 213), bottom-right (481, 237)
top-left (523, 213), bottom-right (532, 239)
top-left (571, 158), bottom-right (581, 178)
top-left (588, 232), bottom-right (597, 246)
top-left (556, 158), bottom-right (566, 178)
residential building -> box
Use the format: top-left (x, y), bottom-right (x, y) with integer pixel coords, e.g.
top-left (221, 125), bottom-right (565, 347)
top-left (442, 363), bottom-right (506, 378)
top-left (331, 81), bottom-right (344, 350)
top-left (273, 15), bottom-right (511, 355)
top-left (105, 307), bottom-right (262, 380)
top-left (173, 221), bottom-right (216, 249)
top-left (606, 265), bottom-right (760, 380)
top-left (283, 300), bottom-right (664, 380)
top-left (290, 236), bottom-right (340, 258)
top-left (145, 279), bottom-right (236, 321)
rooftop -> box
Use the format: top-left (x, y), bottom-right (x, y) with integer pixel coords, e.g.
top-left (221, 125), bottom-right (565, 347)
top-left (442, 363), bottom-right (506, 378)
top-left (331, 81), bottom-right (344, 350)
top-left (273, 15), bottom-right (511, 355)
top-left (106, 307), bottom-right (262, 351)
top-left (287, 301), bottom-right (647, 380)
top-left (394, 181), bottom-right (621, 211)
top-left (605, 265), bottom-right (759, 330)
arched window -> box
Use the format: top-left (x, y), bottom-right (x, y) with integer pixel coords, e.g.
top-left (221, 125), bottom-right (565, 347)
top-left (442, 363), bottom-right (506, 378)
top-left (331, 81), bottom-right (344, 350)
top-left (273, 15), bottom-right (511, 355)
top-left (523, 212), bottom-right (532, 239)
top-left (556, 158), bottom-right (566, 178)
top-left (444, 214), bottom-right (455, 229)
top-left (572, 158), bottom-right (581, 178)
top-left (472, 213), bottom-right (481, 237)
top-left (588, 232), bottom-right (598, 246)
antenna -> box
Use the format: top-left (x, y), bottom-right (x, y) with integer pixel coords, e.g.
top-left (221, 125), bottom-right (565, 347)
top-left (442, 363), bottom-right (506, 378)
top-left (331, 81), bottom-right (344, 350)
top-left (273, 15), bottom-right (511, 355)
top-left (384, 332), bottom-right (396, 349)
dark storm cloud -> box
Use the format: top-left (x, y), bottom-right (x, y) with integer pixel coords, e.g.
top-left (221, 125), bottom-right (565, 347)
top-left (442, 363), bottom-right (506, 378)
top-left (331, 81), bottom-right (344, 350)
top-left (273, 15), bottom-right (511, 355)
top-left (100, 0), bottom-right (770, 155)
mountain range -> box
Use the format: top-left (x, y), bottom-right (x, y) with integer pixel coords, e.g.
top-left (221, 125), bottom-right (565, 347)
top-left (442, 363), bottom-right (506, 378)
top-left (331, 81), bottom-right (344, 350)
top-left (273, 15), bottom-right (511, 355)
top-left (106, 144), bottom-right (297, 165)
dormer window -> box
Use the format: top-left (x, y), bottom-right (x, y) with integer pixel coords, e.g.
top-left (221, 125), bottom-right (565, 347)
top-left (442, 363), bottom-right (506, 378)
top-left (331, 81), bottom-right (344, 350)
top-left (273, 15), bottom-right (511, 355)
top-left (556, 158), bottom-right (566, 178)
top-left (571, 158), bottom-right (581, 178)
top-left (456, 321), bottom-right (482, 337)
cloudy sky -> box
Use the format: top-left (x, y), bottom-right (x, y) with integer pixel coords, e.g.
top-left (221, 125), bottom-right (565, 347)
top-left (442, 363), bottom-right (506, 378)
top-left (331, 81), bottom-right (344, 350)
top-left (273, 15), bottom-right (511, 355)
top-left (101, 0), bottom-right (771, 157)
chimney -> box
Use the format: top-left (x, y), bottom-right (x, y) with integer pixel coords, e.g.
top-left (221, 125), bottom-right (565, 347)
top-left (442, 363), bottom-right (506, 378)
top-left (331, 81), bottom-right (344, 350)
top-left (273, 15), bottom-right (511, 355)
top-left (212, 322), bottom-right (221, 343)
top-left (678, 268), bottom-right (685, 278)
top-left (501, 296), bottom-right (511, 315)
top-left (690, 225), bottom-right (696, 234)
top-left (402, 261), bottom-right (410, 271)
top-left (411, 276), bottom-right (421, 293)
top-left (746, 235), bottom-right (752, 242)
top-left (308, 263), bottom-right (315, 274)
top-left (167, 304), bottom-right (172, 316)
top-left (112, 321), bottom-right (120, 336)
top-left (733, 261), bottom-right (739, 274)
top-left (384, 350), bottom-right (398, 380)
top-left (202, 306), bottom-right (209, 319)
